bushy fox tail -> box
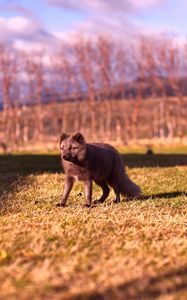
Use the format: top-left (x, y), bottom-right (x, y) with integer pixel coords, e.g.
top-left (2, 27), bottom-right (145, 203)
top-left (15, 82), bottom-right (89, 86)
top-left (119, 172), bottom-right (142, 199)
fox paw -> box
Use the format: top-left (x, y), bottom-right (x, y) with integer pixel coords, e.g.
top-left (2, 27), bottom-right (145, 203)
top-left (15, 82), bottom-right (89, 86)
top-left (56, 203), bottom-right (66, 207)
top-left (113, 199), bottom-right (120, 204)
top-left (93, 199), bottom-right (105, 204)
top-left (83, 204), bottom-right (91, 208)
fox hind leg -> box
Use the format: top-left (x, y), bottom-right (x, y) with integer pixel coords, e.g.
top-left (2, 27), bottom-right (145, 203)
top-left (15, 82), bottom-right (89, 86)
top-left (111, 182), bottom-right (121, 204)
top-left (94, 181), bottom-right (110, 203)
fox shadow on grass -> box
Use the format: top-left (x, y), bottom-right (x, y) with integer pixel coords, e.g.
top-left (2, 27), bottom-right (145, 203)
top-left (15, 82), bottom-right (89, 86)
top-left (61, 265), bottom-right (187, 300)
top-left (134, 191), bottom-right (187, 201)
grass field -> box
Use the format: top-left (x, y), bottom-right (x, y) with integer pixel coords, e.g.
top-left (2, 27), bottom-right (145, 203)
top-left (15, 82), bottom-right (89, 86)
top-left (0, 149), bottom-right (187, 300)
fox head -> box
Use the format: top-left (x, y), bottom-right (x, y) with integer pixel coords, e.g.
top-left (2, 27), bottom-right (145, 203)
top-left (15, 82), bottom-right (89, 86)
top-left (60, 132), bottom-right (86, 162)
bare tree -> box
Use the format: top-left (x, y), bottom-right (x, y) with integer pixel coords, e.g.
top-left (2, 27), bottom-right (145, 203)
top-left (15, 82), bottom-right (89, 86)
top-left (25, 53), bottom-right (45, 141)
top-left (0, 44), bottom-right (18, 148)
top-left (73, 36), bottom-right (97, 138)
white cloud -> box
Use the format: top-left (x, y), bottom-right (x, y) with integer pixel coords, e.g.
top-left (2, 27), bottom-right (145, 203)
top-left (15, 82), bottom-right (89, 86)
top-left (13, 40), bottom-right (44, 53)
top-left (0, 0), bottom-right (177, 57)
top-left (0, 2), bottom-right (34, 18)
top-left (74, 15), bottom-right (136, 40)
top-left (45, 0), bottom-right (167, 43)
top-left (46, 0), bottom-right (166, 14)
top-left (8, 17), bottom-right (35, 33)
top-left (130, 0), bottom-right (165, 9)
top-left (0, 16), bottom-right (41, 41)
top-left (0, 15), bottom-right (58, 55)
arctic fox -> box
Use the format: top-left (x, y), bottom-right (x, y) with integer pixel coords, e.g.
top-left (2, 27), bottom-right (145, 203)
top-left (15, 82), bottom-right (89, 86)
top-left (58, 132), bottom-right (141, 207)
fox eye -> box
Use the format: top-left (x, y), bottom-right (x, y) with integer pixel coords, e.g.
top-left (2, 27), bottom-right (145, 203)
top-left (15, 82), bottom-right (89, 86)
top-left (72, 146), bottom-right (78, 150)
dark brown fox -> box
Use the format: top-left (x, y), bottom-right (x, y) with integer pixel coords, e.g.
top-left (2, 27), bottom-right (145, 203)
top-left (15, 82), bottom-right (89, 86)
top-left (57, 132), bottom-right (141, 207)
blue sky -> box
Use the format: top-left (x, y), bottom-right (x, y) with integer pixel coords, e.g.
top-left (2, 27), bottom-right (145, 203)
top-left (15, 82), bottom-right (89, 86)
top-left (0, 0), bottom-right (186, 51)
top-left (137, 0), bottom-right (187, 35)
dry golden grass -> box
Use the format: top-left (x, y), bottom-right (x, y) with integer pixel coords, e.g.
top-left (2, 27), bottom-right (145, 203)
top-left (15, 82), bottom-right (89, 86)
top-left (0, 153), bottom-right (187, 300)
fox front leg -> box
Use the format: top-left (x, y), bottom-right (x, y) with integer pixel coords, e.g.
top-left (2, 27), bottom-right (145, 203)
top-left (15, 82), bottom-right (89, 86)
top-left (84, 180), bottom-right (92, 207)
top-left (57, 176), bottom-right (75, 207)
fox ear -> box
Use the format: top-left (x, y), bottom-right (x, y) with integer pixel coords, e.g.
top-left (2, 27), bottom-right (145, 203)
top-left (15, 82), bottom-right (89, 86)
top-left (72, 132), bottom-right (85, 144)
top-left (60, 133), bottom-right (69, 143)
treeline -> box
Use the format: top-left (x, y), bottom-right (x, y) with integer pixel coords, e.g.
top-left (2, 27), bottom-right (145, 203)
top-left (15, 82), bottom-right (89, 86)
top-left (0, 34), bottom-right (187, 150)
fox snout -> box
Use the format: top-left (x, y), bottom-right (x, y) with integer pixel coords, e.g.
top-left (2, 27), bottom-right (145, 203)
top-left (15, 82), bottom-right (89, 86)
top-left (62, 153), bottom-right (71, 160)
